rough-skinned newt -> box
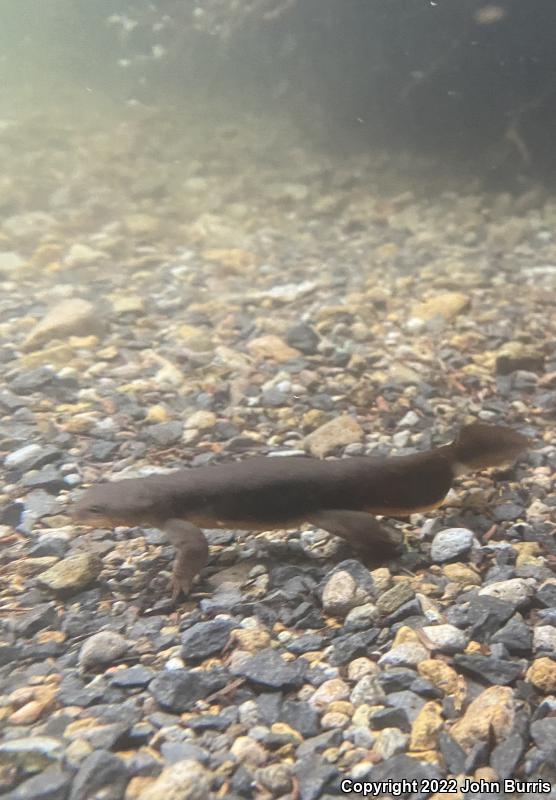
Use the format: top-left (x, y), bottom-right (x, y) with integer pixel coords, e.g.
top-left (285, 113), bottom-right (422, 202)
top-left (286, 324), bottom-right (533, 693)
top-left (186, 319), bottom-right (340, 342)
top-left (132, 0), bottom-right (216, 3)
top-left (72, 423), bottom-right (528, 601)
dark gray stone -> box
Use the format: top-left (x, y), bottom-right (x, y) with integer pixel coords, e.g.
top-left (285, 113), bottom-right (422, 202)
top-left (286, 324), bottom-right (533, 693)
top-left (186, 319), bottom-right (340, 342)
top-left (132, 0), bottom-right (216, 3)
top-left (286, 634), bottom-right (326, 654)
top-left (0, 644), bottom-right (22, 666)
top-left (257, 692), bottom-right (283, 725)
top-left (329, 628), bottom-right (379, 666)
top-left (386, 690), bottom-right (426, 723)
top-left (491, 615), bottom-right (533, 653)
top-left (286, 323), bottom-right (320, 355)
top-left (490, 732), bottom-right (525, 778)
top-left (378, 668), bottom-right (416, 692)
top-left (12, 604), bottom-right (58, 637)
top-left (180, 618), bottom-right (234, 661)
top-left (262, 388), bottom-right (288, 407)
top-left (493, 503), bottom-right (525, 522)
top-left (279, 700), bottom-right (321, 738)
top-left (28, 535), bottom-right (70, 558)
top-left (231, 765), bottom-right (254, 798)
top-left (22, 490), bottom-right (60, 519)
top-left (79, 722), bottom-right (129, 751)
top-left (367, 754), bottom-right (442, 796)
top-left (110, 666), bottom-right (154, 688)
top-left (454, 654), bottom-right (525, 685)
top-left (89, 441), bottom-right (119, 461)
top-left (9, 766), bottom-right (71, 800)
top-left (69, 750), bottom-right (128, 800)
top-left (531, 717), bottom-right (556, 759)
top-left (293, 754), bottom-right (337, 800)
top-left (230, 648), bottom-right (306, 689)
top-left (369, 707), bottom-right (410, 731)
top-left (297, 730), bottom-right (343, 758)
top-left (58, 676), bottom-right (110, 707)
top-left (10, 368), bottom-right (56, 394)
top-left (149, 668), bottom-right (226, 713)
top-left (464, 740), bottom-right (490, 773)
top-left (537, 583), bottom-right (556, 608)
top-left (145, 421), bottom-right (183, 446)
top-left (21, 466), bottom-right (67, 493)
top-left (159, 742), bottom-right (209, 764)
top-left (187, 706), bottom-right (238, 730)
top-left (438, 730), bottom-right (466, 774)
top-left (468, 596), bottom-right (516, 640)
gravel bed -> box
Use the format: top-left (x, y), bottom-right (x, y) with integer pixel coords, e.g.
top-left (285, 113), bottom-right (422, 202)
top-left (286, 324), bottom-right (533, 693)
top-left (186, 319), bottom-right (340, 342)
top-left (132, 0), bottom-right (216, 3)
top-left (0, 106), bottom-right (555, 800)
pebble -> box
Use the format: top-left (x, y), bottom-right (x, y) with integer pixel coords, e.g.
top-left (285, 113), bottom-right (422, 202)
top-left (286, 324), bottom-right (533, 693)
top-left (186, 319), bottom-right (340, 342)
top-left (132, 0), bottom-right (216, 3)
top-left (78, 631), bottom-right (129, 671)
top-left (526, 657), bottom-right (556, 693)
top-left (378, 643), bottom-right (429, 668)
top-left (478, 577), bottom-right (533, 606)
top-left (347, 658), bottom-right (378, 682)
top-left (409, 701), bottom-right (443, 751)
top-left (37, 554), bottom-right (102, 595)
top-left (421, 624), bottom-right (467, 653)
top-left (246, 334), bottom-right (299, 362)
top-left (65, 243), bottom-right (105, 266)
top-left (321, 570), bottom-right (360, 616)
top-left (230, 648), bottom-right (306, 688)
top-left (372, 728), bottom-right (409, 760)
top-left (0, 250), bottom-right (26, 273)
top-left (180, 618), bottom-right (234, 661)
top-left (8, 765), bottom-right (71, 800)
top-left (376, 581), bottom-right (415, 615)
top-left (0, 737), bottom-right (64, 775)
top-left (68, 750), bottom-right (128, 800)
top-left (349, 675), bottom-right (387, 707)
top-left (411, 292), bottom-right (470, 321)
top-left (256, 763), bottom-right (292, 795)
top-left (533, 625), bottom-right (556, 653)
top-left (453, 653), bottom-right (524, 685)
top-left (309, 678), bottom-right (350, 709)
top-left (22, 298), bottom-right (102, 352)
top-left (304, 415), bottom-right (363, 457)
top-left (431, 527), bottom-right (475, 562)
top-left (149, 669), bottom-right (224, 713)
top-left (5, 444), bottom-right (44, 469)
top-left (286, 323), bottom-right (320, 354)
top-left (344, 602), bottom-right (380, 630)
top-left (491, 614), bottom-right (533, 653)
top-left (230, 736), bottom-right (267, 766)
top-left (417, 660), bottom-right (459, 695)
top-left (146, 421), bottom-right (183, 446)
top-left (450, 686), bottom-right (515, 751)
top-left (137, 759), bottom-right (210, 800)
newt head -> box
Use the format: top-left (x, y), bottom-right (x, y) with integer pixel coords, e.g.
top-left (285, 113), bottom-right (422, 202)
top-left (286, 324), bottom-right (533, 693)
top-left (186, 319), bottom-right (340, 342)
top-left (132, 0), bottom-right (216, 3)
top-left (71, 480), bottom-right (158, 528)
top-left (453, 423), bottom-right (529, 473)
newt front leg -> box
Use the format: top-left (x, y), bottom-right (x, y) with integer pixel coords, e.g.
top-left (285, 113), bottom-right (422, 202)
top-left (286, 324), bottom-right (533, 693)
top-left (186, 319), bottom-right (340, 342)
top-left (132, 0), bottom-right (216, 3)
top-left (163, 519), bottom-right (210, 602)
top-left (308, 510), bottom-right (403, 558)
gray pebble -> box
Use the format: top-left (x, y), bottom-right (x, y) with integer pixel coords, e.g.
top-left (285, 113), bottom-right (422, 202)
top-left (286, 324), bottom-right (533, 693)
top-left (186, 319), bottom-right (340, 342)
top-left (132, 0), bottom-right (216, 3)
top-left (78, 631), bottom-right (129, 671)
top-left (421, 624), bottom-right (467, 653)
top-left (69, 750), bottom-right (128, 800)
top-left (431, 527), bottom-right (474, 562)
top-left (181, 618), bottom-right (234, 662)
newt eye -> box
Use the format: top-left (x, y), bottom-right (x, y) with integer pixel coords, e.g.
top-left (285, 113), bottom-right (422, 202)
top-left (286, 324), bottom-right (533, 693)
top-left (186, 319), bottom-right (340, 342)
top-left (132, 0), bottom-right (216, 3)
top-left (86, 504), bottom-right (105, 515)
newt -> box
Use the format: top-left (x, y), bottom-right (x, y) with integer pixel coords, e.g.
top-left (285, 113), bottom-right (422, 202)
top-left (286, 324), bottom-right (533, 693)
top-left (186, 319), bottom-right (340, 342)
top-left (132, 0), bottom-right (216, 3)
top-left (72, 423), bottom-right (528, 601)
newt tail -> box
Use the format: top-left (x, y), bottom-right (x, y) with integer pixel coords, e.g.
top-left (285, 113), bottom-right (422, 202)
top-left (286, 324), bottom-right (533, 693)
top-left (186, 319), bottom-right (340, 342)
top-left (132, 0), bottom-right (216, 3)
top-left (72, 423), bottom-right (528, 601)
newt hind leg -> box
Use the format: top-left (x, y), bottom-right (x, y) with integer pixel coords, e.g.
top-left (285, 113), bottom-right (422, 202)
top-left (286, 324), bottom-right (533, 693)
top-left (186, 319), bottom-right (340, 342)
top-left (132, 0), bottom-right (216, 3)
top-left (307, 510), bottom-right (403, 560)
top-left (163, 519), bottom-right (210, 602)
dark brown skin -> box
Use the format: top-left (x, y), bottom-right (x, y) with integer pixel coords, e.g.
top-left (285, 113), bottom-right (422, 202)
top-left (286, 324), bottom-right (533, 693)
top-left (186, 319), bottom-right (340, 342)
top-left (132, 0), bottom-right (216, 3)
top-left (72, 423), bottom-right (528, 601)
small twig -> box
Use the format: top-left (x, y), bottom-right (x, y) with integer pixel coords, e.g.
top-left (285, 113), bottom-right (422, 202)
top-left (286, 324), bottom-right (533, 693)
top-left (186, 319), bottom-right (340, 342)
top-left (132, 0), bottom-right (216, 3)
top-left (203, 677), bottom-right (246, 704)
